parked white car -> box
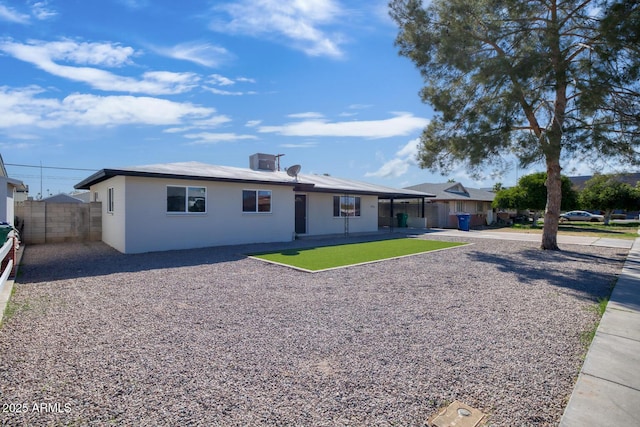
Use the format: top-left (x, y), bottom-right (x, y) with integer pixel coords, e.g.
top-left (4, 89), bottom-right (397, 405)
top-left (559, 210), bottom-right (604, 222)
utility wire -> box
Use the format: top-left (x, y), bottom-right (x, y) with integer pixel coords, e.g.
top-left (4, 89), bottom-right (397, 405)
top-left (5, 163), bottom-right (98, 172)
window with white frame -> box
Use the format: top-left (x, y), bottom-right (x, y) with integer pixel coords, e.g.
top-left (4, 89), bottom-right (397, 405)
top-left (333, 195), bottom-right (361, 217)
top-left (455, 201), bottom-right (464, 212)
top-left (476, 202), bottom-right (484, 213)
top-left (242, 190), bottom-right (271, 213)
top-left (167, 186), bottom-right (206, 213)
top-left (107, 187), bottom-right (114, 213)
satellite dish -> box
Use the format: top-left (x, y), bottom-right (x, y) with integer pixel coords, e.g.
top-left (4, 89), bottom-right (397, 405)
top-left (286, 164), bottom-right (301, 180)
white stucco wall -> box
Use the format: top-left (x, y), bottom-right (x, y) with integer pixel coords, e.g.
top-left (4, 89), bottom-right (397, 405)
top-left (305, 193), bottom-right (379, 236)
top-left (106, 177), bottom-right (296, 253)
top-left (1, 181), bottom-right (11, 225)
top-left (91, 175), bottom-right (384, 253)
top-left (92, 177), bottom-right (127, 252)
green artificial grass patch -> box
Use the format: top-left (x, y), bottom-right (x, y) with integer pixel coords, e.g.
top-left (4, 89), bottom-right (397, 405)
top-left (249, 238), bottom-right (466, 272)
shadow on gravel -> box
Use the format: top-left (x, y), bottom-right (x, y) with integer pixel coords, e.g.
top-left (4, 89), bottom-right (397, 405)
top-left (466, 247), bottom-right (626, 301)
top-left (17, 234), bottom-right (409, 283)
top-left (17, 242), bottom-right (248, 283)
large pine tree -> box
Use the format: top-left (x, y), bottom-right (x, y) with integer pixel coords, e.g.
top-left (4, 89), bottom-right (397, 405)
top-left (390, 0), bottom-right (639, 249)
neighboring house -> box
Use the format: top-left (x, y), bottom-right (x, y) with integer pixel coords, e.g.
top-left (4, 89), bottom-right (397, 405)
top-left (403, 182), bottom-right (496, 228)
top-left (41, 193), bottom-right (84, 203)
top-left (70, 191), bottom-right (92, 203)
top-left (75, 154), bottom-right (433, 254)
top-left (568, 173), bottom-right (640, 219)
top-left (0, 154), bottom-right (26, 226)
top-left (568, 173), bottom-right (640, 190)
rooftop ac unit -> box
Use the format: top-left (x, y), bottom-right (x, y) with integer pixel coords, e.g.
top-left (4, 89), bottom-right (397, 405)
top-left (249, 153), bottom-right (276, 171)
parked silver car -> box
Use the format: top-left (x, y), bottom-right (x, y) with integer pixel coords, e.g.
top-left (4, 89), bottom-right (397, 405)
top-left (559, 210), bottom-right (604, 222)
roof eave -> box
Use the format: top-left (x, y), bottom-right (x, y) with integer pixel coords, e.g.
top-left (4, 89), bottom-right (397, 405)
top-left (75, 169), bottom-right (300, 190)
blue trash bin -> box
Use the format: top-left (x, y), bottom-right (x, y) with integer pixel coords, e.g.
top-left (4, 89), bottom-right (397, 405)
top-left (456, 213), bottom-right (470, 231)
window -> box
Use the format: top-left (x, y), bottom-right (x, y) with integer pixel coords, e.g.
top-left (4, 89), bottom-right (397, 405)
top-left (455, 201), bottom-right (464, 212)
top-left (167, 186), bottom-right (206, 213)
top-left (107, 187), bottom-right (114, 213)
top-left (243, 190), bottom-right (271, 213)
top-left (333, 195), bottom-right (361, 217)
top-left (476, 202), bottom-right (484, 213)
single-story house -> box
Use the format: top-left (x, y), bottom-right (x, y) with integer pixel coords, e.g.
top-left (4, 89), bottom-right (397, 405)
top-left (41, 193), bottom-right (85, 204)
top-left (75, 154), bottom-right (433, 254)
top-left (401, 182), bottom-right (496, 228)
top-left (568, 173), bottom-right (640, 190)
top-left (0, 154), bottom-right (26, 227)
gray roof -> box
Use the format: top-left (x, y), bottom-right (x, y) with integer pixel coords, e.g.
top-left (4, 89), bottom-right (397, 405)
top-left (568, 173), bottom-right (640, 190)
top-left (405, 182), bottom-right (495, 202)
top-left (75, 162), bottom-right (433, 199)
top-left (41, 193), bottom-right (84, 203)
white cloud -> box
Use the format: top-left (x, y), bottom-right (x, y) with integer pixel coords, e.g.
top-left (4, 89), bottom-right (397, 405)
top-left (279, 142), bottom-right (317, 148)
top-left (245, 120), bottom-right (262, 127)
top-left (4, 132), bottom-right (39, 140)
top-left (46, 94), bottom-right (213, 127)
top-left (203, 74), bottom-right (258, 95)
top-left (371, 0), bottom-right (395, 26)
top-left (29, 1), bottom-right (57, 20)
top-left (288, 112), bottom-right (324, 119)
top-left (258, 112), bottom-right (429, 139)
top-left (208, 74), bottom-right (235, 86)
top-left (365, 157), bottom-right (412, 178)
top-left (183, 132), bottom-right (258, 145)
top-left (156, 42), bottom-right (232, 68)
top-left (0, 39), bottom-right (199, 95)
top-left (339, 104), bottom-right (372, 117)
top-left (0, 4), bottom-right (30, 23)
top-left (210, 0), bottom-right (345, 58)
top-left (365, 138), bottom-right (421, 178)
top-left (236, 76), bottom-right (256, 83)
top-left (0, 86), bottom-right (215, 128)
top-left (348, 104), bottom-right (373, 110)
top-left (205, 87), bottom-right (251, 96)
top-left (396, 138), bottom-right (420, 158)
top-left (163, 115), bottom-right (233, 133)
top-left (7, 39), bottom-right (135, 66)
top-left (0, 141), bottom-right (33, 150)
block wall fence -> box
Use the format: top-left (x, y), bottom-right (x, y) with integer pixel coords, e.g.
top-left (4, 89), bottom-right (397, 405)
top-left (15, 201), bottom-right (102, 244)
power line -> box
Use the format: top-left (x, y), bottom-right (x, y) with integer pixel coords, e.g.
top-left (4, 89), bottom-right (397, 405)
top-left (5, 163), bottom-right (98, 172)
top-left (11, 174), bottom-right (85, 181)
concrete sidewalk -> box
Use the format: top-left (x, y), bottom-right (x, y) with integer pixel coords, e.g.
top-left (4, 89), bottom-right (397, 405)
top-left (559, 237), bottom-right (640, 426)
top-left (421, 228), bottom-right (635, 249)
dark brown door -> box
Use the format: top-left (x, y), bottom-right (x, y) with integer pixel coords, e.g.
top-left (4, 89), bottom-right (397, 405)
top-left (295, 194), bottom-right (306, 234)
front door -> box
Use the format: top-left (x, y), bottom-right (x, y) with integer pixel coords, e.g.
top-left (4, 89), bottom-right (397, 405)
top-left (295, 194), bottom-right (307, 234)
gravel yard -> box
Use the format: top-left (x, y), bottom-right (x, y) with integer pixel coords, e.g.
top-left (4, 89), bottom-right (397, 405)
top-left (0, 235), bottom-right (629, 426)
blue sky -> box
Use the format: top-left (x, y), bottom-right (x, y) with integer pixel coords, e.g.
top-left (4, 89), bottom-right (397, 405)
top-left (0, 0), bottom-right (550, 197)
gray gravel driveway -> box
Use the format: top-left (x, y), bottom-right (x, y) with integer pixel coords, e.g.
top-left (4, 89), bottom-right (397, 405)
top-left (0, 235), bottom-right (629, 426)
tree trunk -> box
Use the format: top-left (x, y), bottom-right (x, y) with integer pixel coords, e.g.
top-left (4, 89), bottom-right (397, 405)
top-left (542, 159), bottom-right (562, 250)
